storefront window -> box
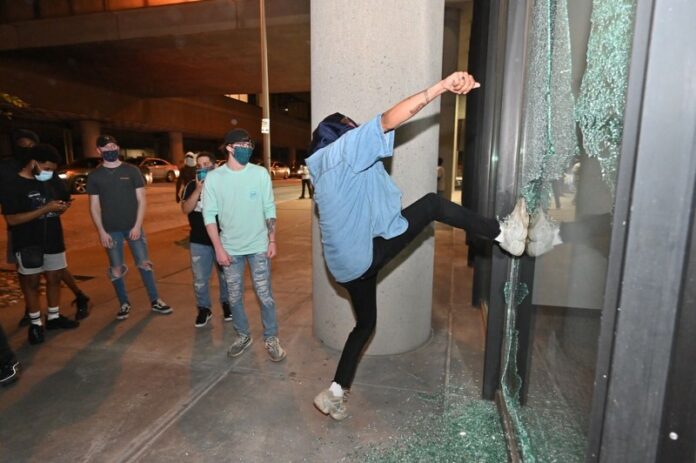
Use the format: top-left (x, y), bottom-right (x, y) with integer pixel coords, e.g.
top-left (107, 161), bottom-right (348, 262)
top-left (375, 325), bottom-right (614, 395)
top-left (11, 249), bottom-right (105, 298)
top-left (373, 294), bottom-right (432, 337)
top-left (500, 0), bottom-right (637, 460)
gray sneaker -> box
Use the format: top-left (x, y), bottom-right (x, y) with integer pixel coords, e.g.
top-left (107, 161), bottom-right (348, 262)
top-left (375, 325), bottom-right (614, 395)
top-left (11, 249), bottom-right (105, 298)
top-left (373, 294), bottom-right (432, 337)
top-left (264, 336), bottom-right (287, 362)
top-left (313, 388), bottom-right (348, 421)
top-left (227, 334), bottom-right (252, 358)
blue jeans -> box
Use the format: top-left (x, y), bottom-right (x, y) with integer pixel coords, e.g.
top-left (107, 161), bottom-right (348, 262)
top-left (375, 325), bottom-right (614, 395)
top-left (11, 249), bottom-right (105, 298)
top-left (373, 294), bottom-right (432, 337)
top-left (223, 252), bottom-right (278, 339)
top-left (190, 242), bottom-right (229, 309)
top-left (105, 230), bottom-right (159, 305)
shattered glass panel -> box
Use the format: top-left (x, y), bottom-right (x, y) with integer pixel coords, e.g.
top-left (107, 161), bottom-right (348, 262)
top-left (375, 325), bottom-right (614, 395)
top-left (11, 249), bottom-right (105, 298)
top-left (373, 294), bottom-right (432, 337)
top-left (519, 0), bottom-right (578, 213)
top-left (499, 0), bottom-right (637, 461)
top-left (576, 0), bottom-right (637, 196)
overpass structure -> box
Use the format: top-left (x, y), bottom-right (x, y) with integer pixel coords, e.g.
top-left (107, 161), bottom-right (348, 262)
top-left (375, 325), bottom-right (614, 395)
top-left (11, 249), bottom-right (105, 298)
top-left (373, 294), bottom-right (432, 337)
top-left (0, 0), bottom-right (312, 163)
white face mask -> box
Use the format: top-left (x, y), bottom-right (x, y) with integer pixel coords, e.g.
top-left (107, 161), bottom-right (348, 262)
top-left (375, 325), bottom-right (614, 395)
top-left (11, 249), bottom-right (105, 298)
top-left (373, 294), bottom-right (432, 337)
top-left (34, 169), bottom-right (54, 182)
top-left (185, 157), bottom-right (196, 167)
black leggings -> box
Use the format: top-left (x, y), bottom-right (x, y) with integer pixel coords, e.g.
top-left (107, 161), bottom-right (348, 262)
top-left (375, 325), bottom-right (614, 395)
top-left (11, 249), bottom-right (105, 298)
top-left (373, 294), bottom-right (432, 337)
top-left (333, 193), bottom-right (500, 387)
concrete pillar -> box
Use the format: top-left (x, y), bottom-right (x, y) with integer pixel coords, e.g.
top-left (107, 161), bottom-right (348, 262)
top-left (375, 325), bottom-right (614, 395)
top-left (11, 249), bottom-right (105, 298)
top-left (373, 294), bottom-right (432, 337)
top-left (78, 120), bottom-right (100, 158)
top-left (168, 131), bottom-right (184, 165)
top-left (311, 0), bottom-right (445, 355)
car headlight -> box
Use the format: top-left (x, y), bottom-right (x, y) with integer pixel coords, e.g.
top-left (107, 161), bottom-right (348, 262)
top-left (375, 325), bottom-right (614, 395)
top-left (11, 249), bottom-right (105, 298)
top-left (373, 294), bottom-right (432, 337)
top-left (58, 173), bottom-right (68, 179)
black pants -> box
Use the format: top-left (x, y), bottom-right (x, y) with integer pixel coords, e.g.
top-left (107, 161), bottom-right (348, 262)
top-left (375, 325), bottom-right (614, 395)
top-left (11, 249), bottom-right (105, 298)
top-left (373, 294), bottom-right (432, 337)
top-left (333, 193), bottom-right (500, 387)
top-left (300, 179), bottom-right (314, 198)
top-left (0, 324), bottom-right (15, 366)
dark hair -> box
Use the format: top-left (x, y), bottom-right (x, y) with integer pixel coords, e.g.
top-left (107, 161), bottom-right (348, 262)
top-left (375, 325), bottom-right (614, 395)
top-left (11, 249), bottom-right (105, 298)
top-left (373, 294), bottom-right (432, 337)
top-left (196, 151), bottom-right (214, 163)
top-left (308, 113), bottom-right (357, 154)
top-left (438, 157), bottom-right (443, 166)
top-left (29, 143), bottom-right (61, 165)
top-left (97, 134), bottom-right (118, 148)
top-left (12, 129), bottom-right (40, 146)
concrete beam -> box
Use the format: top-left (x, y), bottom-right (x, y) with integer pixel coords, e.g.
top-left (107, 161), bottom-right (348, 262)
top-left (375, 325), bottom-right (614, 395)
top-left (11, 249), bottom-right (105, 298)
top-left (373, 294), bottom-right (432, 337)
top-left (0, 0), bottom-right (309, 51)
top-left (0, 63), bottom-right (309, 148)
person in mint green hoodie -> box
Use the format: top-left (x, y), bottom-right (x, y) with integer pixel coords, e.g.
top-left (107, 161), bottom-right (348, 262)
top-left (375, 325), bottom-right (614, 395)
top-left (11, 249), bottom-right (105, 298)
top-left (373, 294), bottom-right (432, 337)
top-left (202, 129), bottom-right (286, 362)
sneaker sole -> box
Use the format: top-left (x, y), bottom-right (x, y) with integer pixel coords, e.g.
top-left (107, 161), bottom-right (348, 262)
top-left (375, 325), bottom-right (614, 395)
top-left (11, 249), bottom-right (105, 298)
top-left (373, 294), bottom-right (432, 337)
top-left (227, 339), bottom-right (253, 358)
top-left (116, 313), bottom-right (130, 321)
top-left (195, 313), bottom-right (213, 328)
top-left (0, 362), bottom-right (20, 386)
top-left (152, 308), bottom-right (173, 315)
top-left (223, 316), bottom-right (233, 322)
top-left (268, 351), bottom-right (287, 362)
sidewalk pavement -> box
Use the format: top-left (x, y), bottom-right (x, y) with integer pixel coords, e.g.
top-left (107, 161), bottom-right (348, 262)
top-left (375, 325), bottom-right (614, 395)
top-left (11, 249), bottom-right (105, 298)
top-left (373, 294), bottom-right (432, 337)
top-left (0, 198), bottom-right (504, 462)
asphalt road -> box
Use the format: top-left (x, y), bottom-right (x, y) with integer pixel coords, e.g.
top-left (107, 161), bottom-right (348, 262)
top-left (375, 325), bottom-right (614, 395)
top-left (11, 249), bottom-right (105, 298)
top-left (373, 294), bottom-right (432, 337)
top-left (0, 178), bottom-right (305, 262)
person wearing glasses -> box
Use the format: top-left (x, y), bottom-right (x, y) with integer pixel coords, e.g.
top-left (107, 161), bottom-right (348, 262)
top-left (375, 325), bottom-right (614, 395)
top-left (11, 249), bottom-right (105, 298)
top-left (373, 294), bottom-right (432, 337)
top-left (202, 129), bottom-right (286, 362)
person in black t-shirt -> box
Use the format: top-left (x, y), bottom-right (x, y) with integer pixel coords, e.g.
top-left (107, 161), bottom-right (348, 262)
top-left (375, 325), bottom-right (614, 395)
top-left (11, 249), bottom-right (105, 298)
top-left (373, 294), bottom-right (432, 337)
top-left (0, 129), bottom-right (91, 326)
top-left (2, 144), bottom-right (80, 345)
top-left (181, 152), bottom-right (231, 327)
top-left (87, 135), bottom-right (172, 321)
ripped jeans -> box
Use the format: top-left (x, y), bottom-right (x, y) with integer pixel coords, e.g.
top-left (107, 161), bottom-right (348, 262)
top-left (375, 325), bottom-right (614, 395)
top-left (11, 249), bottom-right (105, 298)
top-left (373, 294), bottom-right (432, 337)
top-left (223, 252), bottom-right (278, 339)
top-left (190, 242), bottom-right (228, 309)
top-left (105, 230), bottom-right (160, 305)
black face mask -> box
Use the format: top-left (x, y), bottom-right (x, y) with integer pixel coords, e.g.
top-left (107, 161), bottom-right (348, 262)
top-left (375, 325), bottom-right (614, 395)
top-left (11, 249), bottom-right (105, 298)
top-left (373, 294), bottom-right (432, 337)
top-left (101, 150), bottom-right (119, 162)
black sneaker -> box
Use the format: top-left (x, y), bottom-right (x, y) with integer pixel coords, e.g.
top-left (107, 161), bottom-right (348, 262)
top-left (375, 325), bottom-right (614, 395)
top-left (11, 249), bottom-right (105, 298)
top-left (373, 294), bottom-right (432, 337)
top-left (0, 360), bottom-right (20, 386)
top-left (195, 308), bottom-right (212, 328)
top-left (28, 324), bottom-right (45, 345)
top-left (46, 315), bottom-right (80, 330)
top-left (151, 299), bottom-right (173, 315)
top-left (116, 302), bottom-right (131, 321)
top-left (18, 313), bottom-right (30, 327)
top-left (73, 293), bottom-right (91, 321)
top-left (222, 302), bottom-right (233, 322)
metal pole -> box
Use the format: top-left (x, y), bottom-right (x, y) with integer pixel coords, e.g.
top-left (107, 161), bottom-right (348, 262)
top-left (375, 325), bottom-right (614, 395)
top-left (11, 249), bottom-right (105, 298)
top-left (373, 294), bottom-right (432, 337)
top-left (259, 0), bottom-right (271, 170)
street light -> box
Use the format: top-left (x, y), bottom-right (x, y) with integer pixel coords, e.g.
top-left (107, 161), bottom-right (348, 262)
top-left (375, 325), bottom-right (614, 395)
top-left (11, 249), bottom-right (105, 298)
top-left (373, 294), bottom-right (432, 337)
top-left (259, 0), bottom-right (271, 170)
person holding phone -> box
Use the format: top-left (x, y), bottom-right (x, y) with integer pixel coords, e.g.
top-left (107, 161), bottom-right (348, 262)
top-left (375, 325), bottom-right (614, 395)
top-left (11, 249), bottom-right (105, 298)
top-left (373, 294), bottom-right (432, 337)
top-left (180, 152), bottom-right (231, 327)
top-left (1, 144), bottom-right (80, 345)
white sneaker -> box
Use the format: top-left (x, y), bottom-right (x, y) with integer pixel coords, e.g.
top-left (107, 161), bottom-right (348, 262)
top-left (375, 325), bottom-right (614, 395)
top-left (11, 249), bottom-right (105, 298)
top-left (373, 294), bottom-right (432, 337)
top-left (527, 209), bottom-right (563, 257)
top-left (313, 388), bottom-right (348, 421)
top-left (496, 198), bottom-right (529, 256)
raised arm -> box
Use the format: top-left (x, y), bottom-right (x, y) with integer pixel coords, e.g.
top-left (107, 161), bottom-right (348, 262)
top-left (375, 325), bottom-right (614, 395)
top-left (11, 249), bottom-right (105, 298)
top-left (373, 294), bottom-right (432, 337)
top-left (380, 71), bottom-right (480, 132)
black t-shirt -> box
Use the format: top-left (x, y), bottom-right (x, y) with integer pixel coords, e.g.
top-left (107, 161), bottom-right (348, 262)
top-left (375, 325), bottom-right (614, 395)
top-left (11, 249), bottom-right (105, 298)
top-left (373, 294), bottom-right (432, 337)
top-left (2, 175), bottom-right (69, 253)
top-left (86, 163), bottom-right (145, 232)
top-left (182, 180), bottom-right (217, 246)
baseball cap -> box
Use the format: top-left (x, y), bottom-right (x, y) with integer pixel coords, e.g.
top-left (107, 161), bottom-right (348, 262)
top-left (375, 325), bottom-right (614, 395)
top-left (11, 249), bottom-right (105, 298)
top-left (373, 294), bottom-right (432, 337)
top-left (222, 129), bottom-right (251, 146)
top-left (185, 151), bottom-right (195, 158)
top-left (97, 134), bottom-right (118, 148)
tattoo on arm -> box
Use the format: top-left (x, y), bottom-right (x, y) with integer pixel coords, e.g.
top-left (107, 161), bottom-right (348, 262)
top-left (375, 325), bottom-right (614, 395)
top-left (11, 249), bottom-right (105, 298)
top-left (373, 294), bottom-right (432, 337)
top-left (408, 89), bottom-right (430, 115)
top-left (266, 218), bottom-right (276, 235)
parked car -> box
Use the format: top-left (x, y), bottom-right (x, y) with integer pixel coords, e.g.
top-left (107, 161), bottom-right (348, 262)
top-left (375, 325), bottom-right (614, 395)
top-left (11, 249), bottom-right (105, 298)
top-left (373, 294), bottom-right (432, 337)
top-left (136, 157), bottom-right (180, 182)
top-left (269, 161), bottom-right (290, 180)
top-left (289, 162), bottom-right (304, 178)
top-left (57, 157), bottom-right (153, 194)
